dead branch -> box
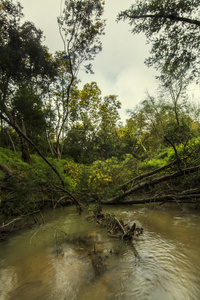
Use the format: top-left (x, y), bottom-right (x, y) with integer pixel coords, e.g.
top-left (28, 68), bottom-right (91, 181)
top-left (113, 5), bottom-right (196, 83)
top-left (54, 185), bottom-right (82, 212)
top-left (0, 210), bottom-right (41, 230)
top-left (104, 192), bottom-right (200, 205)
top-left (105, 164), bottom-right (200, 204)
top-left (120, 159), bottom-right (177, 191)
top-left (53, 195), bottom-right (72, 209)
top-left (164, 136), bottom-right (182, 171)
top-left (114, 216), bottom-right (127, 237)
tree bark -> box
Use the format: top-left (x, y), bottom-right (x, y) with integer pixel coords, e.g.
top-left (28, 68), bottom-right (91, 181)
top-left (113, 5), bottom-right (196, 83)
top-left (20, 119), bottom-right (31, 164)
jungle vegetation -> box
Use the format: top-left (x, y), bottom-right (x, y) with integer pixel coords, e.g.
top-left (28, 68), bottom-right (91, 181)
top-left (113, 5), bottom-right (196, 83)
top-left (0, 0), bottom-right (200, 239)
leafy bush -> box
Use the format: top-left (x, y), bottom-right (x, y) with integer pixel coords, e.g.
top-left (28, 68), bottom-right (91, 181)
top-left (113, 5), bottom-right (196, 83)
top-left (0, 149), bottom-right (74, 216)
top-left (62, 155), bottom-right (138, 201)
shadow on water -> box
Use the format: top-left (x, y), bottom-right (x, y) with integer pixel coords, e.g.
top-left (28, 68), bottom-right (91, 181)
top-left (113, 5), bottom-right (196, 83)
top-left (0, 204), bottom-right (200, 300)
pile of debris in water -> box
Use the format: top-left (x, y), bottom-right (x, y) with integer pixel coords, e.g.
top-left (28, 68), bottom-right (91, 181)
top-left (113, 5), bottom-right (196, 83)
top-left (86, 205), bottom-right (143, 240)
top-left (50, 205), bottom-right (144, 278)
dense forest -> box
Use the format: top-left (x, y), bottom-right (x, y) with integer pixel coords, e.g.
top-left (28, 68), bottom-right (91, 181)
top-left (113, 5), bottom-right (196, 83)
top-left (0, 0), bottom-right (200, 239)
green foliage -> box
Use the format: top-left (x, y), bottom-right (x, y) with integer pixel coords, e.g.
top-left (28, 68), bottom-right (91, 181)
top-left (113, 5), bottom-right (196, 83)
top-left (63, 160), bottom-right (81, 189)
top-left (0, 2), bottom-right (56, 83)
top-left (63, 155), bottom-right (138, 201)
top-left (58, 0), bottom-right (105, 75)
top-left (118, 0), bottom-right (200, 84)
top-left (64, 82), bottom-right (121, 163)
top-left (139, 158), bottom-right (167, 172)
top-left (12, 87), bottom-right (47, 139)
top-left (138, 135), bottom-right (200, 173)
top-left (126, 85), bottom-right (200, 161)
top-left (0, 147), bottom-right (27, 171)
top-left (0, 0), bottom-right (57, 162)
top-left (0, 148), bottom-right (74, 216)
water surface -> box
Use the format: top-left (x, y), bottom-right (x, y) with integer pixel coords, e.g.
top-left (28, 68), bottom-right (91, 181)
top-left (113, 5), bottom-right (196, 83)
top-left (0, 204), bottom-right (200, 299)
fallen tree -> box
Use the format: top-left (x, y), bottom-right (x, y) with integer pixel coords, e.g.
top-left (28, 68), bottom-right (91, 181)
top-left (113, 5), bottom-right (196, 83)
top-left (103, 162), bottom-right (200, 206)
top-left (120, 159), bottom-right (178, 191)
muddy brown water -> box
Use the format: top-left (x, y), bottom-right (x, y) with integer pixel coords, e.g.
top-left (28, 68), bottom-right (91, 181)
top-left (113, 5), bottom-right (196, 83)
top-left (0, 204), bottom-right (200, 300)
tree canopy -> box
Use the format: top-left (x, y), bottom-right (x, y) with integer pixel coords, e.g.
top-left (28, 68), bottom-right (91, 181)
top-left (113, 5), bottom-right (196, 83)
top-left (118, 0), bottom-right (200, 84)
top-left (51, 0), bottom-right (106, 159)
top-left (58, 0), bottom-right (105, 76)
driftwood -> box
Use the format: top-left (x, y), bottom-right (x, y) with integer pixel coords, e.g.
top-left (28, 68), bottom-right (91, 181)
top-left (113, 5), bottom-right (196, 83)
top-left (86, 205), bottom-right (143, 241)
top-left (0, 210), bottom-right (42, 230)
top-left (103, 163), bottom-right (200, 205)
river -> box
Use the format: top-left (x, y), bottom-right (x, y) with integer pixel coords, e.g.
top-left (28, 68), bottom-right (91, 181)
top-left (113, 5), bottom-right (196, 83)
top-left (0, 204), bottom-right (200, 300)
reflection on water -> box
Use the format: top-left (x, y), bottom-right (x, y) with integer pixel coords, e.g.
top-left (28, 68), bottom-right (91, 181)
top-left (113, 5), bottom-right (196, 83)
top-left (0, 205), bottom-right (200, 300)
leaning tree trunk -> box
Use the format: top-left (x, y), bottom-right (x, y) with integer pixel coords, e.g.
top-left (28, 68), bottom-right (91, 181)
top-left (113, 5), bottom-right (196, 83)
top-left (19, 119), bottom-right (31, 164)
top-left (20, 136), bottom-right (31, 164)
top-left (0, 112), bottom-right (65, 187)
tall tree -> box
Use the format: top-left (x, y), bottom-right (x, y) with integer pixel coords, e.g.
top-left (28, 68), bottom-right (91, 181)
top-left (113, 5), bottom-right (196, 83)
top-left (54, 0), bottom-right (105, 159)
top-left (127, 84), bottom-right (200, 162)
top-left (46, 51), bottom-right (73, 159)
top-left (66, 82), bottom-right (121, 162)
top-left (97, 95), bottom-right (121, 158)
top-left (118, 0), bottom-right (200, 84)
top-left (0, 1), bottom-right (66, 186)
top-left (0, 1), bottom-right (57, 163)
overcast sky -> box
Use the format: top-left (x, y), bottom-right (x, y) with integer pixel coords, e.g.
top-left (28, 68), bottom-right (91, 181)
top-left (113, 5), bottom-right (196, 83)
top-left (19, 0), bottom-right (159, 122)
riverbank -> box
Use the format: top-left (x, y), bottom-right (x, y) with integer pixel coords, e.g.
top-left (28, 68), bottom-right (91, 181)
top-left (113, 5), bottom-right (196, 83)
top-left (1, 146), bottom-right (200, 240)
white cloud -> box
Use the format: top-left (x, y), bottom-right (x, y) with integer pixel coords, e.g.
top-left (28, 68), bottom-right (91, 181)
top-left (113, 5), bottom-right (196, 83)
top-left (19, 0), bottom-right (159, 122)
